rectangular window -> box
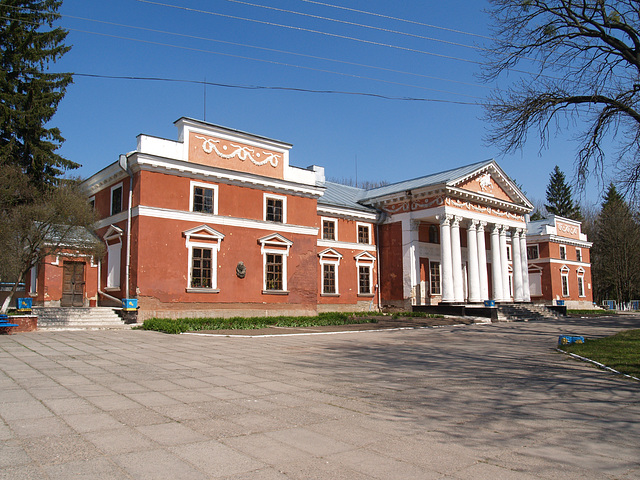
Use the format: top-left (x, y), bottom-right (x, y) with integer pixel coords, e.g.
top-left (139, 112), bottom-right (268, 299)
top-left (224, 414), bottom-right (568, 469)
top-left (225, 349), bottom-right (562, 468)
top-left (266, 253), bottom-right (283, 290)
top-left (193, 186), bottom-right (214, 213)
top-left (560, 245), bottom-right (567, 260)
top-left (527, 245), bottom-right (539, 260)
top-left (191, 248), bottom-right (212, 288)
top-left (322, 220), bottom-right (336, 240)
top-left (106, 242), bottom-right (121, 289)
top-left (576, 248), bottom-right (582, 262)
top-left (358, 266), bottom-right (371, 294)
top-left (506, 245), bottom-right (512, 261)
top-left (430, 261), bottom-right (441, 295)
top-left (266, 197), bottom-right (284, 223)
top-left (562, 273), bottom-right (569, 297)
top-left (88, 196), bottom-right (95, 211)
top-left (357, 224), bottom-right (370, 244)
top-left (323, 264), bottom-right (336, 294)
top-left (578, 275), bottom-right (585, 297)
top-left (111, 185), bottom-right (123, 216)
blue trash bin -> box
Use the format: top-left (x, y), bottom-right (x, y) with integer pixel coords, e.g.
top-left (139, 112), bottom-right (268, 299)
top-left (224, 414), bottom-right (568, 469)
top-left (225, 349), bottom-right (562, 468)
top-left (16, 297), bottom-right (33, 311)
top-left (122, 298), bottom-right (138, 311)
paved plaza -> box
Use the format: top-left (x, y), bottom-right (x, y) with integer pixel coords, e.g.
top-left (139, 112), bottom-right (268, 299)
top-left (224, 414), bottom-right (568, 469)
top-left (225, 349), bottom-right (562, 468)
top-left (1, 316), bottom-right (639, 479)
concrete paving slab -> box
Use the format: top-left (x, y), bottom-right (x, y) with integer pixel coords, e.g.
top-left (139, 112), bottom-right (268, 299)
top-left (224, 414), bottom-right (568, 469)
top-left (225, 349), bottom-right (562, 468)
top-left (0, 316), bottom-right (639, 479)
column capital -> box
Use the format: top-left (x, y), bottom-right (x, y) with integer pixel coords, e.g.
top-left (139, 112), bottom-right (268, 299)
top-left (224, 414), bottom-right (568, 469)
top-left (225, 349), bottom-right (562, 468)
top-left (513, 228), bottom-right (522, 238)
top-left (491, 223), bottom-right (502, 234)
top-left (439, 214), bottom-right (452, 226)
top-left (467, 219), bottom-right (478, 230)
top-left (477, 220), bottom-right (487, 232)
top-left (452, 215), bottom-right (463, 227)
top-left (410, 219), bottom-right (421, 230)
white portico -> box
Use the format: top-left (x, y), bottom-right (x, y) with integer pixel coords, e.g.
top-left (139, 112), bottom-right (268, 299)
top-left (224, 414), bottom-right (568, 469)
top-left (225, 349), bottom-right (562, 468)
top-left (361, 160), bottom-right (533, 308)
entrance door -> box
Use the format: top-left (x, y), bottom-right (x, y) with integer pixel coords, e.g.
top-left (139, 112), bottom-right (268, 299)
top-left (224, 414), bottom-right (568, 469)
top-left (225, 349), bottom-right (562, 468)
top-left (62, 262), bottom-right (85, 307)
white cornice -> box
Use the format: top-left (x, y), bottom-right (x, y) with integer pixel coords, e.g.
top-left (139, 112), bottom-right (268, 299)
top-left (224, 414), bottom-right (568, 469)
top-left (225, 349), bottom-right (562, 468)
top-left (130, 154), bottom-right (323, 198)
top-left (529, 258), bottom-right (592, 267)
top-left (316, 205), bottom-right (378, 222)
top-left (81, 163), bottom-right (127, 195)
top-left (317, 239), bottom-right (376, 252)
top-left (527, 235), bottom-right (592, 248)
top-left (94, 205), bottom-right (318, 236)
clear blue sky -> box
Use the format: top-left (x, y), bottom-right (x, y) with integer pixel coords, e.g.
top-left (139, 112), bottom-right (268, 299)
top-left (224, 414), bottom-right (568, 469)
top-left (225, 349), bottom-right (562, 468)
top-left (51, 0), bottom-right (606, 207)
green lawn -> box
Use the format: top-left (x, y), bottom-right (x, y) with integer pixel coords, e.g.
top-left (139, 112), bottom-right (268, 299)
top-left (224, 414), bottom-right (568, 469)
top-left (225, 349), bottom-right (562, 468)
top-left (140, 312), bottom-right (380, 334)
top-left (560, 329), bottom-right (640, 378)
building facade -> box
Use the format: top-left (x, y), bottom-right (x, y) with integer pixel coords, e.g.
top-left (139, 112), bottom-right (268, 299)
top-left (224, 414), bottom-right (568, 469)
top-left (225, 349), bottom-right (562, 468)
top-left (27, 118), bottom-right (593, 316)
top-left (526, 215), bottom-right (593, 308)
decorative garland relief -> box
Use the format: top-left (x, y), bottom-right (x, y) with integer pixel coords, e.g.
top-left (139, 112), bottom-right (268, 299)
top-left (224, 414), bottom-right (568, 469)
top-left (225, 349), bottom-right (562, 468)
top-left (445, 197), bottom-right (523, 221)
top-left (195, 135), bottom-right (280, 167)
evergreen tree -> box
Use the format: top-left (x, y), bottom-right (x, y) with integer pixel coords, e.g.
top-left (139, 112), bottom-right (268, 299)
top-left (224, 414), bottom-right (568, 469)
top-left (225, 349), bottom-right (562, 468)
top-left (544, 166), bottom-right (581, 220)
top-left (0, 0), bottom-right (75, 188)
top-left (591, 184), bottom-right (640, 304)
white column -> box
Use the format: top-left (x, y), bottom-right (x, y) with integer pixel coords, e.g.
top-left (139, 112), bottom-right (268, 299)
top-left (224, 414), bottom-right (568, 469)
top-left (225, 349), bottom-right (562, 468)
top-left (520, 230), bottom-right (531, 302)
top-left (451, 216), bottom-right (464, 303)
top-left (467, 220), bottom-right (481, 303)
top-left (477, 221), bottom-right (489, 301)
top-left (512, 228), bottom-right (524, 302)
top-left (490, 224), bottom-right (503, 301)
top-left (440, 215), bottom-right (454, 302)
top-left (500, 225), bottom-right (511, 301)
top-left (409, 220), bottom-right (421, 305)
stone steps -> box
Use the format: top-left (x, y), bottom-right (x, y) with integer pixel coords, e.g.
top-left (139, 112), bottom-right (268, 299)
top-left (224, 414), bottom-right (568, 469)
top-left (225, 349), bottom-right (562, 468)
top-left (496, 304), bottom-right (561, 322)
top-left (33, 307), bottom-right (131, 331)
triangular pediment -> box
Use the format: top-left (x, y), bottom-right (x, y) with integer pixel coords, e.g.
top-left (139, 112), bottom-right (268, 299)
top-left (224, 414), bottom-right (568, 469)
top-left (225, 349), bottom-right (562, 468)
top-left (183, 225), bottom-right (225, 241)
top-left (258, 233), bottom-right (293, 247)
top-left (449, 161), bottom-right (532, 209)
top-left (104, 225), bottom-right (123, 241)
top-left (355, 251), bottom-right (376, 263)
top-left (318, 248), bottom-right (343, 260)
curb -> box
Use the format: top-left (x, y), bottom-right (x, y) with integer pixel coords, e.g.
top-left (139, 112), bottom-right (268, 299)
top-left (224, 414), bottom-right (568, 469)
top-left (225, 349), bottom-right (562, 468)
top-left (556, 348), bottom-right (640, 382)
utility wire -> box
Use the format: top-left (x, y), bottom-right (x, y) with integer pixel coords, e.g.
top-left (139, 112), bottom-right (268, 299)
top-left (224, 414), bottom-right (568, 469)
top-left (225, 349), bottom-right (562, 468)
top-left (218, 0), bottom-right (489, 53)
top-left (71, 73), bottom-right (482, 105)
top-left (135, 0), bottom-right (484, 66)
top-left (61, 13), bottom-right (491, 91)
top-left (295, 0), bottom-right (494, 40)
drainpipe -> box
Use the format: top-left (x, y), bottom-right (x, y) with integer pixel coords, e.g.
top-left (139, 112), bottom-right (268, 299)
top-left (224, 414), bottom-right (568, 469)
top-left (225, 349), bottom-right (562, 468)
top-left (118, 154), bottom-right (133, 300)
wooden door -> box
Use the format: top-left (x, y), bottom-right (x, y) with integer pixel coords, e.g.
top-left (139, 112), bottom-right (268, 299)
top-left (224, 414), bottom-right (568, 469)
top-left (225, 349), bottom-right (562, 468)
top-left (62, 262), bottom-right (85, 307)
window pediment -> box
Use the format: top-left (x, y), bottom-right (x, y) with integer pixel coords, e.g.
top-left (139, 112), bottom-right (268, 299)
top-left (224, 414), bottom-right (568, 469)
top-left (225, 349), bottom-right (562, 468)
top-left (183, 225), bottom-right (225, 242)
top-left (355, 251), bottom-right (376, 263)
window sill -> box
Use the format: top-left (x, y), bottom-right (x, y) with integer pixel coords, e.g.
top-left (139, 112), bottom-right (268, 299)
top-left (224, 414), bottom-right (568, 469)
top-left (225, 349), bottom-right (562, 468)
top-left (357, 293), bottom-right (375, 297)
top-left (262, 290), bottom-right (289, 295)
top-left (321, 293), bottom-right (340, 297)
top-left (104, 287), bottom-right (120, 292)
top-left (187, 288), bottom-right (220, 293)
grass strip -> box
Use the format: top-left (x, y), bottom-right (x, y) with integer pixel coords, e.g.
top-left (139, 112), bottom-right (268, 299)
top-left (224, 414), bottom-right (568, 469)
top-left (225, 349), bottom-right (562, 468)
top-left (140, 312), bottom-right (379, 334)
top-left (559, 329), bottom-right (640, 378)
top-left (567, 309), bottom-right (616, 316)
top-left (391, 311), bottom-right (444, 319)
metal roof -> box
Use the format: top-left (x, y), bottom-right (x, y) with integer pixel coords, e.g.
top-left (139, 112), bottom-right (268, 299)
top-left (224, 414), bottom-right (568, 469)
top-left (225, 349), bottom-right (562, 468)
top-left (319, 182), bottom-right (377, 213)
top-left (359, 159), bottom-right (495, 202)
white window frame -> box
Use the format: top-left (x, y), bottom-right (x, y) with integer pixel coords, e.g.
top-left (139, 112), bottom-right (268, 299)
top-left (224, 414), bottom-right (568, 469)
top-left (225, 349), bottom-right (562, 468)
top-left (189, 180), bottom-right (219, 215)
top-left (355, 251), bottom-right (376, 295)
top-left (110, 183), bottom-right (123, 216)
top-left (29, 264), bottom-right (38, 294)
top-left (576, 247), bottom-right (582, 262)
top-left (577, 267), bottom-right (585, 297)
top-left (429, 261), bottom-right (441, 296)
top-left (356, 222), bottom-right (372, 245)
top-left (561, 265), bottom-right (570, 297)
top-left (104, 225), bottom-right (123, 290)
top-left (529, 265), bottom-right (543, 297)
top-left (321, 217), bottom-right (338, 241)
top-left (259, 233), bottom-right (292, 293)
top-left (184, 225), bottom-right (224, 292)
top-left (319, 248), bottom-right (342, 295)
top-left (526, 244), bottom-right (539, 260)
top-left (506, 244), bottom-right (512, 261)
top-left (559, 244), bottom-right (567, 260)
top-left (263, 193), bottom-right (287, 224)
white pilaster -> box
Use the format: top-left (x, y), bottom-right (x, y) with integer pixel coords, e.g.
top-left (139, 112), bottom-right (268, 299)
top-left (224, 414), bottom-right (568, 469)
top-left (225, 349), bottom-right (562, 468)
top-left (499, 225), bottom-right (511, 301)
top-left (520, 230), bottom-right (531, 302)
top-left (440, 215), bottom-right (454, 302)
top-left (409, 220), bottom-right (421, 305)
top-left (512, 228), bottom-right (524, 302)
top-left (477, 221), bottom-right (489, 301)
top-left (467, 220), bottom-right (481, 303)
top-left (451, 216), bottom-right (464, 302)
top-left (490, 224), bottom-right (503, 301)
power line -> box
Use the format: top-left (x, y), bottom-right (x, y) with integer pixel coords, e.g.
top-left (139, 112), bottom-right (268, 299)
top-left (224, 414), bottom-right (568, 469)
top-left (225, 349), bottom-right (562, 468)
top-left (135, 0), bottom-right (484, 66)
top-left (60, 13), bottom-right (491, 91)
top-left (71, 73), bottom-right (482, 105)
top-left (219, 0), bottom-right (489, 53)
top-left (295, 0), bottom-right (495, 40)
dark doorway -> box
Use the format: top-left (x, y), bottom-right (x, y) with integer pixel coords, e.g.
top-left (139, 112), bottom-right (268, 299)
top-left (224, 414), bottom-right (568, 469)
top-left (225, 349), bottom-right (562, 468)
top-left (62, 262), bottom-right (85, 307)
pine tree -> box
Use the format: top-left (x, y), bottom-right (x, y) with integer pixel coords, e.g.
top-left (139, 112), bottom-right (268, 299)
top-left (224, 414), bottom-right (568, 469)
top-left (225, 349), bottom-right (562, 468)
top-left (591, 184), bottom-right (640, 304)
top-left (544, 166), bottom-right (581, 220)
top-left (0, 0), bottom-right (75, 188)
